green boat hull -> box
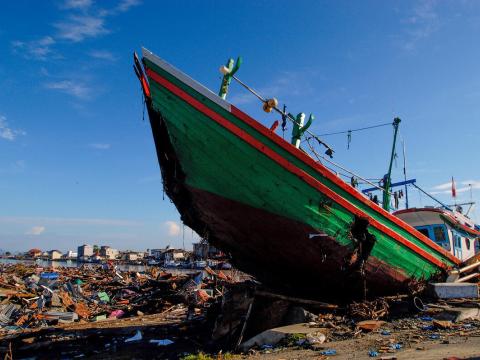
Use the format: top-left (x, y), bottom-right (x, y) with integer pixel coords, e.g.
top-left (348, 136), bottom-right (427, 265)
top-left (139, 48), bottom-right (459, 300)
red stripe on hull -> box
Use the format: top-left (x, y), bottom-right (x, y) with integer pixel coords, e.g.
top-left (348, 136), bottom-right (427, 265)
top-left (186, 185), bottom-right (411, 300)
top-left (230, 106), bottom-right (458, 264)
top-left (145, 68), bottom-right (457, 268)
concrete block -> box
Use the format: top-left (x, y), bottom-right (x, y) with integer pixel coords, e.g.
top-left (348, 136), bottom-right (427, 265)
top-left (283, 306), bottom-right (317, 325)
top-left (433, 307), bottom-right (480, 322)
top-left (239, 323), bottom-right (325, 352)
top-left (429, 282), bottom-right (478, 299)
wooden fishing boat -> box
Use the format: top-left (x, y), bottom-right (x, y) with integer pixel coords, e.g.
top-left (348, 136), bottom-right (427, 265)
top-left (134, 48), bottom-right (462, 301)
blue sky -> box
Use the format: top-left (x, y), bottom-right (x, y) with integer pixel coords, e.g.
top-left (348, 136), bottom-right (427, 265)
top-left (1, 0), bottom-right (479, 252)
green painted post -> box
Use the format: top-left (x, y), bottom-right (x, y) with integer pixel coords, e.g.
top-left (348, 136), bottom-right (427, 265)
top-left (383, 117), bottom-right (401, 211)
top-left (291, 113), bottom-right (313, 148)
top-left (218, 57), bottom-right (242, 99)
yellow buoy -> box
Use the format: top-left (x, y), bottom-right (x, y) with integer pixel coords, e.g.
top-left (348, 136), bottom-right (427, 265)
top-left (263, 97), bottom-right (278, 113)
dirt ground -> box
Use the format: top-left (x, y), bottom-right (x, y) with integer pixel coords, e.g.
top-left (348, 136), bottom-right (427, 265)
top-left (3, 316), bottom-right (480, 359)
top-left (245, 332), bottom-right (480, 360)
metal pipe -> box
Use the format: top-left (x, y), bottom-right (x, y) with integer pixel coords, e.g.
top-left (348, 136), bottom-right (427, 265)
top-left (402, 139), bottom-right (409, 209)
top-left (450, 261), bottom-right (480, 275)
top-left (383, 118), bottom-right (401, 211)
top-left (455, 272), bottom-right (480, 283)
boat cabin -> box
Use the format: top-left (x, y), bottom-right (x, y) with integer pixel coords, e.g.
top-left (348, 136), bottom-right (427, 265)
top-left (393, 207), bottom-right (480, 261)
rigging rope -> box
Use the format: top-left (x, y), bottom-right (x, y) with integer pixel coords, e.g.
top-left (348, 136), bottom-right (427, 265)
top-left (305, 138), bottom-right (393, 196)
top-left (227, 69), bottom-right (398, 196)
top-left (318, 122), bottom-right (392, 137)
top-left (230, 74), bottom-right (334, 155)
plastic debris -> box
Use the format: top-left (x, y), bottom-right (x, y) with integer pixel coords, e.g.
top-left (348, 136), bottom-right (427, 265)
top-left (306, 333), bottom-right (326, 345)
top-left (93, 315), bottom-right (107, 322)
top-left (108, 310), bottom-right (124, 319)
top-left (320, 349), bottom-right (337, 356)
top-left (149, 339), bottom-right (174, 346)
top-left (421, 325), bottom-right (435, 331)
top-left (368, 349), bottom-right (379, 357)
top-left (125, 330), bottom-right (142, 343)
top-left (97, 292), bottom-right (110, 303)
top-left (40, 272), bottom-right (59, 280)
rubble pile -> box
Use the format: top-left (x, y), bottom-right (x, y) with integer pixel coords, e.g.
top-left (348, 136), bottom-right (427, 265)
top-left (235, 295), bottom-right (480, 358)
top-left (0, 263), bottom-right (237, 334)
top-left (1, 263), bottom-right (480, 358)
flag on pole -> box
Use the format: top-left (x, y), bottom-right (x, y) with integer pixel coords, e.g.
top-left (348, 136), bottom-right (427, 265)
top-left (451, 177), bottom-right (456, 198)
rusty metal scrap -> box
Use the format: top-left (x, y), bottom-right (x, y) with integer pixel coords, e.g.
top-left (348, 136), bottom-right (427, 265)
top-left (349, 298), bottom-right (389, 320)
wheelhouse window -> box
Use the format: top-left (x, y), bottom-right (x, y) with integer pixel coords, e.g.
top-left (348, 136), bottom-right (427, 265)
top-left (417, 228), bottom-right (430, 238)
top-left (433, 226), bottom-right (447, 244)
top-left (454, 234), bottom-right (462, 248)
top-left (415, 225), bottom-right (450, 250)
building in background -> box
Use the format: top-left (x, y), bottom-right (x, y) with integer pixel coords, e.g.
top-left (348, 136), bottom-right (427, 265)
top-left (100, 246), bottom-right (119, 260)
top-left (27, 248), bottom-right (42, 258)
top-left (163, 248), bottom-right (188, 263)
top-left (77, 244), bottom-right (93, 261)
top-left (49, 250), bottom-right (62, 260)
top-left (122, 251), bottom-right (139, 261)
top-left (64, 250), bottom-right (77, 259)
top-left (150, 249), bottom-right (166, 259)
top-left (193, 242), bottom-right (224, 259)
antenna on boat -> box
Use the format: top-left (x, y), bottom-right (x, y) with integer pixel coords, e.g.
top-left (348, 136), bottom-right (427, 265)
top-left (219, 61), bottom-right (335, 157)
top-left (466, 184), bottom-right (475, 216)
top-left (382, 118), bottom-right (401, 212)
top-left (402, 139), bottom-right (409, 209)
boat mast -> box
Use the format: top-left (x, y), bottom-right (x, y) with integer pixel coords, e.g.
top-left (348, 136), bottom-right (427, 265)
top-left (402, 139), bottom-right (409, 209)
top-left (383, 118), bottom-right (401, 211)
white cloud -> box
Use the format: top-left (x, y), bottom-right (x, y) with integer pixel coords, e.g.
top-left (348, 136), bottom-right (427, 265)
top-left (44, 80), bottom-right (91, 99)
top-left (14, 0), bottom-right (142, 62)
top-left (432, 181), bottom-right (452, 191)
top-left (116, 0), bottom-right (141, 12)
top-left (55, 15), bottom-right (109, 42)
top-left (0, 115), bottom-right (26, 141)
top-left (89, 143), bottom-right (111, 149)
top-left (461, 180), bottom-right (480, 188)
top-left (402, 0), bottom-right (440, 51)
top-left (430, 179), bottom-right (480, 195)
top-left (62, 0), bottom-right (92, 10)
top-left (54, 2), bottom-right (140, 42)
top-left (164, 221), bottom-right (181, 236)
top-left (99, 0), bottom-right (141, 16)
top-left (26, 226), bottom-right (45, 235)
top-left (11, 36), bottom-right (56, 60)
top-left (89, 49), bottom-right (116, 61)
top-left (0, 216), bottom-right (141, 226)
